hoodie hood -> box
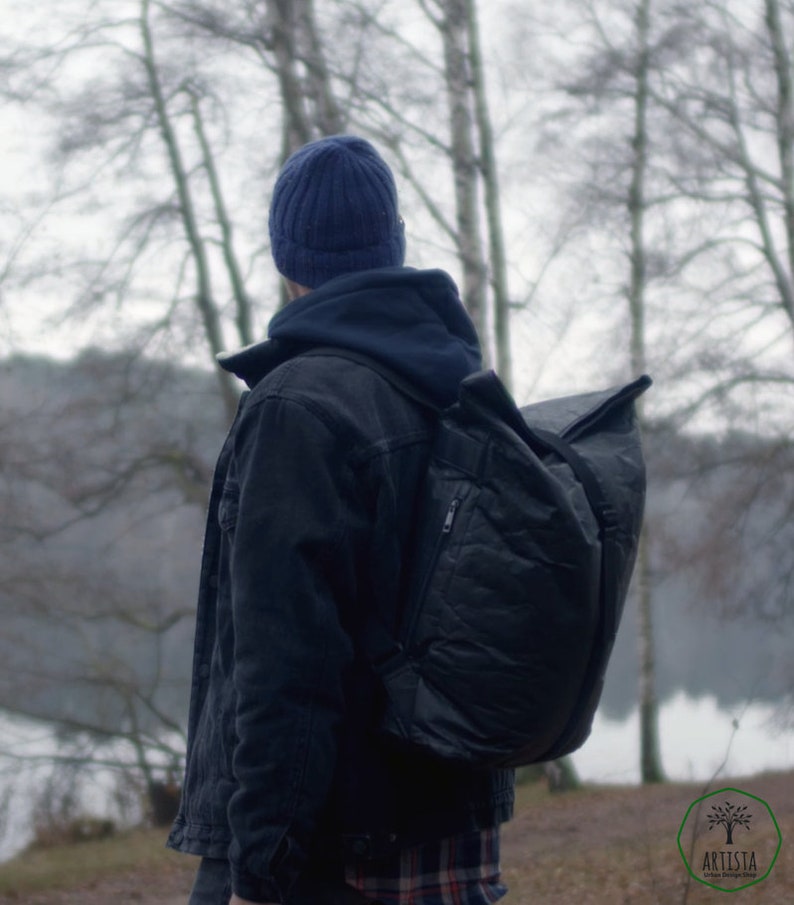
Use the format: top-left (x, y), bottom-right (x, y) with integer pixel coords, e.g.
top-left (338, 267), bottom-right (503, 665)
top-left (220, 267), bottom-right (482, 407)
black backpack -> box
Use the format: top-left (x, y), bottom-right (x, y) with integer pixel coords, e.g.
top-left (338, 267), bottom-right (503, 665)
top-left (308, 349), bottom-right (651, 768)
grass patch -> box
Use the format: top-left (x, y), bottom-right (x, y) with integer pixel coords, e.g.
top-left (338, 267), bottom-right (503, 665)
top-left (0, 826), bottom-right (177, 898)
top-left (1, 772), bottom-right (790, 904)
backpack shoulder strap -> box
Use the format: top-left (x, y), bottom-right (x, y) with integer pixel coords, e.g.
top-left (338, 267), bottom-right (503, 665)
top-left (297, 346), bottom-right (441, 413)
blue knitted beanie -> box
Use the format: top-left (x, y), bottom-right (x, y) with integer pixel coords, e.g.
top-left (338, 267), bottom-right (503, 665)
top-left (269, 135), bottom-right (406, 289)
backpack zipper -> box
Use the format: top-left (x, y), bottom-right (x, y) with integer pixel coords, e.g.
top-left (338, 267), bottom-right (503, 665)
top-left (442, 498), bottom-right (461, 533)
top-left (402, 495), bottom-right (463, 649)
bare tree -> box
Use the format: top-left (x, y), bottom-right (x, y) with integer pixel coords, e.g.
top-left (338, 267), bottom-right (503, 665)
top-left (1, 0), bottom-right (289, 419)
top-left (0, 351), bottom-right (220, 818)
top-left (425, 0), bottom-right (489, 343)
top-left (170, 0), bottom-right (346, 311)
top-left (466, 0), bottom-right (512, 385)
top-left (399, 0), bottom-right (516, 379)
top-left (555, 0), bottom-right (674, 783)
top-left (626, 0), bottom-right (665, 785)
top-left (638, 0), bottom-right (794, 631)
top-left (140, 0), bottom-right (240, 417)
top-left (548, 0), bottom-right (794, 765)
top-left (646, 0), bottom-right (794, 410)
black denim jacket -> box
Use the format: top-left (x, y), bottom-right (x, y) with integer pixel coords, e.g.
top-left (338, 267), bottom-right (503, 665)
top-left (167, 273), bottom-right (514, 903)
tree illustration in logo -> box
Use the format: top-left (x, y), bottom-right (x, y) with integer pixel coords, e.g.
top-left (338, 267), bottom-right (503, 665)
top-left (708, 801), bottom-right (752, 844)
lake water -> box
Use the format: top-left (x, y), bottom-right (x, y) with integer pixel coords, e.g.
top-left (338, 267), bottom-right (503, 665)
top-left (1, 693), bottom-right (792, 862)
top-left (572, 691), bottom-right (793, 784)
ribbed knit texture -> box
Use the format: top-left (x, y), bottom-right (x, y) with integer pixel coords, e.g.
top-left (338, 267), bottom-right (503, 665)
top-left (269, 135), bottom-right (406, 288)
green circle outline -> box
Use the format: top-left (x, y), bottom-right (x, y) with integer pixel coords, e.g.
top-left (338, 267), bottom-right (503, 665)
top-left (676, 786), bottom-right (783, 892)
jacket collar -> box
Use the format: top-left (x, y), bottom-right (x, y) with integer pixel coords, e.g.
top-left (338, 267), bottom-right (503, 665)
top-left (217, 338), bottom-right (302, 389)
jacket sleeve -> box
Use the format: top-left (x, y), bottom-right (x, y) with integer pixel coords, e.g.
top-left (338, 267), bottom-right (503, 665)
top-left (225, 393), bottom-right (366, 902)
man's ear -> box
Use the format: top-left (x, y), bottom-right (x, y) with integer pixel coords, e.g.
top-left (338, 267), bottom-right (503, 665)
top-left (284, 278), bottom-right (313, 300)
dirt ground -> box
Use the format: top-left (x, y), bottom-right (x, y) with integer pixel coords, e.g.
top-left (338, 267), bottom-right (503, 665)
top-left (2, 770), bottom-right (790, 904)
top-left (500, 770), bottom-right (792, 904)
top-left (0, 859), bottom-right (195, 905)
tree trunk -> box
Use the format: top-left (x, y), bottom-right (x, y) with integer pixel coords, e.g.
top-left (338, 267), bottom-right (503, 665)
top-left (544, 756), bottom-right (581, 793)
top-left (437, 0), bottom-right (489, 354)
top-left (637, 530), bottom-right (665, 783)
top-left (190, 93), bottom-right (255, 348)
top-left (139, 0), bottom-right (238, 421)
top-left (466, 0), bottom-right (511, 387)
top-left (764, 0), bottom-right (794, 328)
top-left (627, 0), bottom-right (665, 785)
top-left (297, 0), bottom-right (345, 135)
top-left (267, 0), bottom-right (313, 152)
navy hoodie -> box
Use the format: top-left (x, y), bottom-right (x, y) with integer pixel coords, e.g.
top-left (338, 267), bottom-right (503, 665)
top-left (220, 266), bottom-right (482, 404)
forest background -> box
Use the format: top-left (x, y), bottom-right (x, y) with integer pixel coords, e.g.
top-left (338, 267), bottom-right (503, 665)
top-left (0, 0), bottom-right (792, 855)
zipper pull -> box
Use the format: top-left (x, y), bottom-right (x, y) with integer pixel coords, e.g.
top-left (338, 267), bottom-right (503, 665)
top-left (442, 498), bottom-right (461, 533)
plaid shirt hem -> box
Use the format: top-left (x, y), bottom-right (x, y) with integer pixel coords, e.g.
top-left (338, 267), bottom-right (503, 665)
top-left (345, 826), bottom-right (507, 905)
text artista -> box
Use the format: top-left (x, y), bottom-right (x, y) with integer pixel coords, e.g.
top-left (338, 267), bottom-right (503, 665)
top-left (702, 850), bottom-right (757, 872)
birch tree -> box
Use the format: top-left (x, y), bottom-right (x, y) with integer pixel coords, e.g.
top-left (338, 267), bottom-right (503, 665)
top-left (1, 0), bottom-right (286, 420)
top-left (548, 0), bottom-right (686, 782)
top-left (412, 0), bottom-right (512, 378)
top-left (0, 351), bottom-right (220, 819)
top-left (431, 0), bottom-right (489, 342)
top-left (642, 0), bottom-right (794, 624)
top-left (649, 0), bottom-right (794, 410)
top-left (466, 0), bottom-right (512, 384)
top-left (553, 0), bottom-right (794, 761)
top-left (0, 0), bottom-right (279, 798)
top-left (0, 0), bottom-right (543, 798)
top-left (626, 0), bottom-right (665, 785)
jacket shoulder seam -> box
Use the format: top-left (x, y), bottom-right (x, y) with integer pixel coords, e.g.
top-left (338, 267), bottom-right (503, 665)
top-left (242, 357), bottom-right (432, 462)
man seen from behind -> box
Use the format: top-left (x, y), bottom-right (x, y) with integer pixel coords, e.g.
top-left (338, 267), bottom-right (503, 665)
top-left (167, 135), bottom-right (515, 905)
